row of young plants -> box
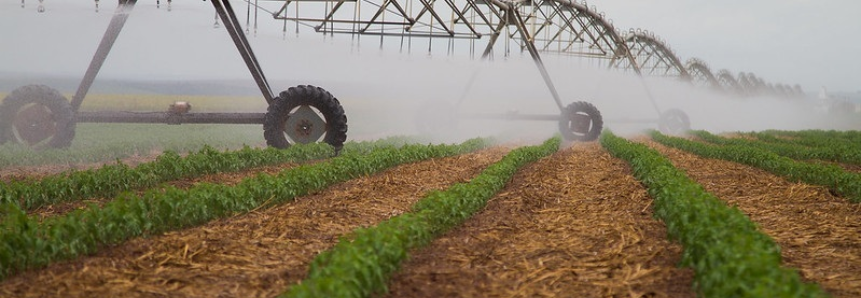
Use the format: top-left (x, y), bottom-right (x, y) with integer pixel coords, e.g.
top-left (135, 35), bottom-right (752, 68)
top-left (747, 130), bottom-right (860, 152)
top-left (281, 137), bottom-right (561, 298)
top-left (600, 131), bottom-right (827, 298)
top-left (652, 130), bottom-right (861, 203)
top-left (690, 130), bottom-right (861, 166)
top-left (754, 129), bottom-right (861, 144)
top-left (0, 136), bottom-right (419, 213)
top-left (0, 123), bottom-right (265, 168)
top-left (0, 137), bottom-right (491, 280)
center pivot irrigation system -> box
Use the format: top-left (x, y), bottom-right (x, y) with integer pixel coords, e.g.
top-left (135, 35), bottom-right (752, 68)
top-left (1, 0), bottom-right (802, 151)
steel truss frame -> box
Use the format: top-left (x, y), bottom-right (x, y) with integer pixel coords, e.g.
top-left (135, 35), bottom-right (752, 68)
top-left (16, 0), bottom-right (807, 126)
top-left (611, 30), bottom-right (803, 98)
top-left (716, 69), bottom-right (744, 95)
top-left (73, 0), bottom-right (273, 125)
top-left (611, 31), bottom-right (688, 79)
top-left (4, 0), bottom-right (808, 150)
top-left (685, 58), bottom-right (720, 90)
top-left (66, 0), bottom-right (650, 126)
top-left (268, 0), bottom-right (641, 111)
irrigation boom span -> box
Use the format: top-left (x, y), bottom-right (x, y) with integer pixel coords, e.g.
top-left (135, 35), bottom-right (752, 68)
top-left (1, 0), bottom-right (802, 150)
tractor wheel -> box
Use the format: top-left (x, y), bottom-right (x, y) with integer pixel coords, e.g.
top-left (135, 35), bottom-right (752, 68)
top-left (558, 101), bottom-right (603, 142)
top-left (658, 109), bottom-right (691, 135)
top-left (0, 85), bottom-right (76, 148)
top-left (415, 100), bottom-right (459, 137)
top-left (263, 85), bottom-right (348, 152)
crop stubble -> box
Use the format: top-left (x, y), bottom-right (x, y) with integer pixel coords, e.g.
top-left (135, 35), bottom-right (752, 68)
top-left (0, 147), bottom-right (509, 297)
top-left (646, 140), bottom-right (861, 298)
top-left (386, 143), bottom-right (695, 298)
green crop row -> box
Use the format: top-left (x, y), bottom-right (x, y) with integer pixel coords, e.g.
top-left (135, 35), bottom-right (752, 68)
top-left (652, 130), bottom-right (861, 203)
top-left (690, 130), bottom-right (861, 166)
top-left (600, 131), bottom-right (826, 298)
top-left (0, 137), bottom-right (492, 280)
top-left (755, 129), bottom-right (861, 144)
top-left (0, 136), bottom-right (420, 213)
top-left (0, 144), bottom-right (329, 212)
top-left (282, 137), bottom-right (560, 298)
top-left (0, 123), bottom-right (266, 168)
top-left (747, 130), bottom-right (860, 151)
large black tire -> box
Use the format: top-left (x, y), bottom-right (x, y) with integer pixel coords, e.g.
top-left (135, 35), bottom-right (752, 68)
top-left (0, 85), bottom-right (76, 148)
top-left (658, 109), bottom-right (691, 135)
top-left (558, 101), bottom-right (603, 142)
top-left (263, 85), bottom-right (348, 151)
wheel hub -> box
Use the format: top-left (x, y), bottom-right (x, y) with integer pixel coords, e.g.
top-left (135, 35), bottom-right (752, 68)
top-left (667, 116), bottom-right (684, 130)
top-left (12, 103), bottom-right (57, 146)
top-left (295, 119), bottom-right (314, 136)
top-left (570, 113), bottom-right (592, 134)
top-left (284, 105), bottom-right (326, 144)
top-left (659, 109), bottom-right (690, 135)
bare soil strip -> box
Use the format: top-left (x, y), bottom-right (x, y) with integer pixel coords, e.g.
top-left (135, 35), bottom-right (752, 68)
top-left (0, 147), bottom-right (509, 298)
top-left (386, 143), bottom-right (696, 298)
top-left (647, 140), bottom-right (861, 298)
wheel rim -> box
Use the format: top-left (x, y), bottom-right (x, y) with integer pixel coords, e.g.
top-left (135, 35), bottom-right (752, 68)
top-left (664, 115), bottom-right (686, 133)
top-left (11, 102), bottom-right (58, 146)
top-left (568, 113), bottom-right (593, 135)
top-left (660, 110), bottom-right (690, 134)
top-left (283, 105), bottom-right (327, 144)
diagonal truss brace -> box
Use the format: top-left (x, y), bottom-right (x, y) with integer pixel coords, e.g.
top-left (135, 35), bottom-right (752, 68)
top-left (71, 0), bottom-right (138, 111)
top-left (210, 0), bottom-right (275, 104)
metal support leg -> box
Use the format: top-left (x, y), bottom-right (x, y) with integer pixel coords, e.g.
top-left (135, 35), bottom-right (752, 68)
top-left (614, 37), bottom-right (662, 115)
top-left (637, 75), bottom-right (663, 115)
top-left (71, 0), bottom-right (138, 111)
top-left (455, 69), bottom-right (481, 107)
top-left (210, 0), bottom-right (274, 104)
top-left (476, 9), bottom-right (564, 111)
top-left (509, 8), bottom-right (564, 111)
top-left (481, 21), bottom-right (507, 59)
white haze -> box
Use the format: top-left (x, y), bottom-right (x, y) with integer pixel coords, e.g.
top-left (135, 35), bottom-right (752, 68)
top-left (0, 1), bottom-right (855, 146)
top-left (581, 0), bottom-right (861, 93)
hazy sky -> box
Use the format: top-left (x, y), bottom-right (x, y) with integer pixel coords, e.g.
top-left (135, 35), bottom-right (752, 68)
top-left (1, 0), bottom-right (859, 93)
top-left (590, 0), bottom-right (861, 93)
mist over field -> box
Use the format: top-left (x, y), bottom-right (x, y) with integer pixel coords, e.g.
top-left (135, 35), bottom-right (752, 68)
top-left (1, 3), bottom-right (860, 297)
top-left (2, 50), bottom-right (846, 146)
top-left (2, 0), bottom-right (857, 147)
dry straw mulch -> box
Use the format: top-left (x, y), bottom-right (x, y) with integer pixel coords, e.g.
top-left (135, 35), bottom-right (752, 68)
top-left (647, 140), bottom-right (861, 298)
top-left (386, 143), bottom-right (696, 298)
top-left (0, 147), bottom-right (510, 298)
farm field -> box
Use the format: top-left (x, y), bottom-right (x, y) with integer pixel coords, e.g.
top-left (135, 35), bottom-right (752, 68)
top-left (646, 140), bottom-right (860, 297)
top-left (0, 129), bottom-right (859, 297)
top-left (4, 0), bottom-right (860, 295)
